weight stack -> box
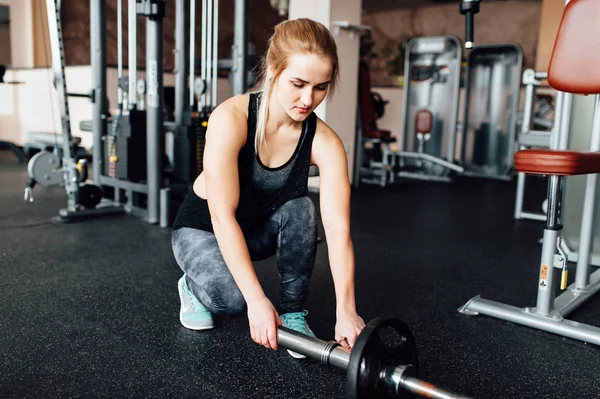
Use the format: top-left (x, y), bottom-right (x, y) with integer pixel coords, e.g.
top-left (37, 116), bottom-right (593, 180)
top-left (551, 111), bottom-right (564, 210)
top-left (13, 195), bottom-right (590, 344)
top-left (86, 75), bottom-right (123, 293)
top-left (104, 109), bottom-right (147, 182)
top-left (173, 114), bottom-right (208, 183)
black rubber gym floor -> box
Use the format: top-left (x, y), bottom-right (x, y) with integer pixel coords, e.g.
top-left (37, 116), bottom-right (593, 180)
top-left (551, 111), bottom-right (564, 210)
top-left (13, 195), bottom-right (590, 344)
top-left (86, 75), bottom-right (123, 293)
top-left (2, 149), bottom-right (600, 399)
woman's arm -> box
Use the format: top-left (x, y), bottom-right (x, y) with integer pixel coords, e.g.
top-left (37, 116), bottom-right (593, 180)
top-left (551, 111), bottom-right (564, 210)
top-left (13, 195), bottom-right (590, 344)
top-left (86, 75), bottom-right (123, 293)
top-left (203, 100), bottom-right (280, 349)
top-left (311, 121), bottom-right (365, 347)
top-left (204, 102), bottom-right (263, 301)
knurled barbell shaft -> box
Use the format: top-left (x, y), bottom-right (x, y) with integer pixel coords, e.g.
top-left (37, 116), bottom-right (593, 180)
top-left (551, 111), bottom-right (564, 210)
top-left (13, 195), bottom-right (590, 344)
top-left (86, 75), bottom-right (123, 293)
top-left (277, 326), bottom-right (351, 369)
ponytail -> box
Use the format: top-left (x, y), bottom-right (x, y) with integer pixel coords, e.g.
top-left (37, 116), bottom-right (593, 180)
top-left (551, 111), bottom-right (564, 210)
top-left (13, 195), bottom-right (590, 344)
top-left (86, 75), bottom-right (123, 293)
top-left (254, 77), bottom-right (272, 153)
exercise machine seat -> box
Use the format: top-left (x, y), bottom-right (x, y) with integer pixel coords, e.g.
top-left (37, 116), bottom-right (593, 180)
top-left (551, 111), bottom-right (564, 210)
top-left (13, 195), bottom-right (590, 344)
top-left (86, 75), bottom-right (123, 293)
top-left (358, 61), bottom-right (392, 140)
top-left (514, 150), bottom-right (600, 176)
top-left (515, 0), bottom-right (600, 174)
top-left (365, 128), bottom-right (393, 140)
top-left (547, 0), bottom-right (600, 94)
top-left (415, 109), bottom-right (433, 135)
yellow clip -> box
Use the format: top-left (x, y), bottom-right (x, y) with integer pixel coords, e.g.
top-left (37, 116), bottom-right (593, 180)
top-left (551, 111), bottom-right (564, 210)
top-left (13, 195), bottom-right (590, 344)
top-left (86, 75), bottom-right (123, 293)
top-left (201, 121), bottom-right (208, 127)
top-left (561, 270), bottom-right (568, 290)
top-left (109, 155), bottom-right (118, 162)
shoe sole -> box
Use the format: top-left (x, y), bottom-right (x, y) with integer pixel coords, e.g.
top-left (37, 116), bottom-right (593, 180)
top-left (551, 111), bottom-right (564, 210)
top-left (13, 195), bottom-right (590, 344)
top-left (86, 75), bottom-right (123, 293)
top-left (178, 280), bottom-right (214, 331)
top-left (283, 324), bottom-right (313, 359)
top-left (287, 349), bottom-right (307, 359)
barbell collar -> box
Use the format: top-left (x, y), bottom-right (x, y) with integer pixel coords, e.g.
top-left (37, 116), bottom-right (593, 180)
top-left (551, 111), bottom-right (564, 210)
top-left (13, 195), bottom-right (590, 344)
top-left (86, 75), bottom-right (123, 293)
top-left (277, 327), bottom-right (350, 370)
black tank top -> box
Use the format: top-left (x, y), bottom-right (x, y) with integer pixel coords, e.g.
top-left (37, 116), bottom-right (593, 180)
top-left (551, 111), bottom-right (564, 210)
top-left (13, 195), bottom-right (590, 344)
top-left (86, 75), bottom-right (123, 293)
top-left (172, 92), bottom-right (317, 232)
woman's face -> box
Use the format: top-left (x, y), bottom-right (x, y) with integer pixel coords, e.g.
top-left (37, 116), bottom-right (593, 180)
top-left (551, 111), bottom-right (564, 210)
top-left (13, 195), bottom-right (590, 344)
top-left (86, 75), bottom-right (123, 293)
top-left (272, 53), bottom-right (333, 122)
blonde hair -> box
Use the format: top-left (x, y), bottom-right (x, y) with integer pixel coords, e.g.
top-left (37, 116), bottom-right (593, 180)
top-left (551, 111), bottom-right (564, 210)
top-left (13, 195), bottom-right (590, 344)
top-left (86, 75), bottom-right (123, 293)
top-left (253, 18), bottom-right (339, 152)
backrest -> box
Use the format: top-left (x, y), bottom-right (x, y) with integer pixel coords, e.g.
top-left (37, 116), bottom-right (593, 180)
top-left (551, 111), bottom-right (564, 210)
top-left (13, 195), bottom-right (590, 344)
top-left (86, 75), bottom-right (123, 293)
top-left (547, 0), bottom-right (600, 94)
top-left (415, 109), bottom-right (433, 134)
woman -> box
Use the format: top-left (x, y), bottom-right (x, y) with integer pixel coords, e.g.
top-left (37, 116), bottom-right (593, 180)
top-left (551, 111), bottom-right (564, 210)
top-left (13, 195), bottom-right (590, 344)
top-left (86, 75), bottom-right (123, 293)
top-left (172, 18), bottom-right (365, 356)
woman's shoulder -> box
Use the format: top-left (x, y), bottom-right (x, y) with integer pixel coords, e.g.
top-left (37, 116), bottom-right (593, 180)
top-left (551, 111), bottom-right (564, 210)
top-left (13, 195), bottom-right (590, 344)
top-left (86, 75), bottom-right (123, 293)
top-left (313, 115), bottom-right (339, 143)
top-left (208, 93), bottom-right (252, 124)
top-left (309, 116), bottom-right (346, 169)
top-left (205, 94), bottom-right (255, 146)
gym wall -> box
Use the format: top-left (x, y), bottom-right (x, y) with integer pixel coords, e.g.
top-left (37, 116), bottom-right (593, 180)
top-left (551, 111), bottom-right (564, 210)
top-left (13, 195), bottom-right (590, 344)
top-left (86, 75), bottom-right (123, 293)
top-left (362, 0), bottom-right (542, 87)
top-left (0, 25), bottom-right (10, 66)
top-left (61, 0), bottom-right (285, 69)
top-left (0, 0), bottom-right (34, 68)
top-left (0, 0), bottom-right (283, 147)
top-left (535, 0), bottom-right (567, 72)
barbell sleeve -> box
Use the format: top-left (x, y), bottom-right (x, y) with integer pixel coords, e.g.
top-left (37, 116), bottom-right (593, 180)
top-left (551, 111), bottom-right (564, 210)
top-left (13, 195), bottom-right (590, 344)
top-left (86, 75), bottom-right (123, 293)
top-left (277, 326), bottom-right (351, 370)
top-left (401, 376), bottom-right (472, 399)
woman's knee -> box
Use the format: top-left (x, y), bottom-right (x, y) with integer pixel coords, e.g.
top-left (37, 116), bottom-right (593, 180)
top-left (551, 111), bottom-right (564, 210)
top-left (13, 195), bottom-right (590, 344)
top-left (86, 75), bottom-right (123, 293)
top-left (200, 279), bottom-right (246, 315)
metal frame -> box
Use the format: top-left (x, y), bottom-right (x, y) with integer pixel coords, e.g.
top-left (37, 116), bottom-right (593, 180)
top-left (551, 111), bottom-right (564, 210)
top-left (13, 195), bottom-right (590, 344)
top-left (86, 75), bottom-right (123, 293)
top-left (402, 36), bottom-right (463, 164)
top-left (89, 0), bottom-right (232, 227)
top-left (461, 43), bottom-right (523, 181)
top-left (46, 0), bottom-right (80, 213)
top-left (90, 0), bottom-right (167, 224)
top-left (25, 0), bottom-right (124, 221)
top-left (396, 36), bottom-right (464, 184)
top-left (514, 69), bottom-right (552, 222)
top-left (173, 0), bottom-right (192, 182)
top-left (358, 36), bottom-right (464, 187)
top-left (358, 137), bottom-right (397, 187)
top-left (460, 95), bottom-right (600, 346)
top-left (232, 0), bottom-right (248, 95)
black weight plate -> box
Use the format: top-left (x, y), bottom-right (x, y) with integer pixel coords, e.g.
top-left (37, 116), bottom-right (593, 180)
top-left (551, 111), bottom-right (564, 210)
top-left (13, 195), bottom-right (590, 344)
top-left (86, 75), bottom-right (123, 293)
top-left (346, 317), bottom-right (419, 399)
top-left (78, 184), bottom-right (103, 209)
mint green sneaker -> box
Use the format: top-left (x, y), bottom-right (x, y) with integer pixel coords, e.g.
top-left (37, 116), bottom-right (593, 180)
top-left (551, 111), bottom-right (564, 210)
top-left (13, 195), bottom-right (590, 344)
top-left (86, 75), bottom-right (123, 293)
top-left (177, 275), bottom-right (214, 330)
top-left (279, 310), bottom-right (315, 359)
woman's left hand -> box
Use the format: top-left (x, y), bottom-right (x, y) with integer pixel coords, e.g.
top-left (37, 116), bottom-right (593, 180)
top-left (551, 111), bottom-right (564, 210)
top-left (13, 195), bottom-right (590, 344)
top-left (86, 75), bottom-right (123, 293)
top-left (335, 310), bottom-right (366, 349)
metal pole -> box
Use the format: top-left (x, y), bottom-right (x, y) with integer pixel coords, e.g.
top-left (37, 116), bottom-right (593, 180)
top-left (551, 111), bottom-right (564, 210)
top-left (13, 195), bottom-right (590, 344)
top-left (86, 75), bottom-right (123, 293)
top-left (46, 0), bottom-right (79, 212)
top-left (401, 376), bottom-right (471, 399)
top-left (117, 0), bottom-right (123, 105)
top-left (128, 0), bottom-right (138, 108)
top-left (173, 0), bottom-right (190, 178)
top-left (536, 175), bottom-right (564, 315)
top-left (232, 0), bottom-right (248, 95)
top-left (206, 0), bottom-right (213, 109)
top-left (521, 75), bottom-right (536, 134)
top-left (200, 0), bottom-right (207, 108)
top-left (550, 92), bottom-right (564, 150)
top-left (143, 0), bottom-right (165, 224)
top-left (558, 93), bottom-right (573, 150)
top-left (189, 0), bottom-right (196, 107)
top-left (175, 0), bottom-right (190, 124)
top-left (160, 187), bottom-right (170, 228)
top-left (514, 161), bottom-right (526, 219)
top-left (212, 0), bottom-right (219, 108)
top-left (575, 95), bottom-right (600, 289)
top-left (90, 0), bottom-right (106, 186)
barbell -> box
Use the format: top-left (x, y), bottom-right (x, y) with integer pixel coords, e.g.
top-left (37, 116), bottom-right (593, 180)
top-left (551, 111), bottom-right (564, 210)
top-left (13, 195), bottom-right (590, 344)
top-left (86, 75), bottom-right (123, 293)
top-left (277, 317), bottom-right (471, 399)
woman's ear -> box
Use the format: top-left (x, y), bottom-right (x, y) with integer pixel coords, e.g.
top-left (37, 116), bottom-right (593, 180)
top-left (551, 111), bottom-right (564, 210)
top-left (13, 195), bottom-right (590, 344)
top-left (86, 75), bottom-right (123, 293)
top-left (267, 65), bottom-right (277, 82)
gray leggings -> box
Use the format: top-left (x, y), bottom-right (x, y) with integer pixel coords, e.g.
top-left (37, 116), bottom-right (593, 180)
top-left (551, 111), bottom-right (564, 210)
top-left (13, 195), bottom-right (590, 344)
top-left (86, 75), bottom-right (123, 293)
top-left (172, 196), bottom-right (318, 315)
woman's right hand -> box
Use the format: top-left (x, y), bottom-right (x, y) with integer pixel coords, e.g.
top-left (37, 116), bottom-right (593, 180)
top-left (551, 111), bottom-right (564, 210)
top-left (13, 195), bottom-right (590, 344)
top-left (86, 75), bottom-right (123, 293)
top-left (247, 296), bottom-right (281, 350)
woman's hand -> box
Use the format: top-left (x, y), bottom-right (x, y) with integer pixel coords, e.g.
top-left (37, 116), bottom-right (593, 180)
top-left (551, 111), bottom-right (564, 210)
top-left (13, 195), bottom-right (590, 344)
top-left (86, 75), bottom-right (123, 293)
top-left (335, 310), bottom-right (366, 349)
top-left (247, 296), bottom-right (282, 350)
